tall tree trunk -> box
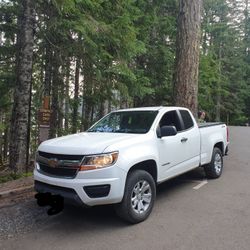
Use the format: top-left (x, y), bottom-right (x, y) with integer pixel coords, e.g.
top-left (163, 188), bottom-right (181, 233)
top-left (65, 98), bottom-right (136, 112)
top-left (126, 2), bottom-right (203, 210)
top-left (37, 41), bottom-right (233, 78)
top-left (244, 0), bottom-right (249, 56)
top-left (49, 51), bottom-right (59, 139)
top-left (84, 93), bottom-right (93, 130)
top-left (64, 59), bottom-right (70, 131)
top-left (57, 72), bottom-right (64, 136)
top-left (216, 43), bottom-right (222, 122)
top-left (98, 101), bottom-right (104, 120)
top-left (82, 58), bottom-right (92, 131)
top-left (3, 115), bottom-right (9, 161)
top-left (9, 0), bottom-right (35, 173)
top-left (90, 106), bottom-right (94, 125)
top-left (72, 58), bottom-right (80, 133)
top-left (173, 0), bottom-right (202, 118)
top-left (26, 67), bottom-right (33, 170)
top-left (44, 44), bottom-right (52, 96)
top-left (81, 81), bottom-right (85, 132)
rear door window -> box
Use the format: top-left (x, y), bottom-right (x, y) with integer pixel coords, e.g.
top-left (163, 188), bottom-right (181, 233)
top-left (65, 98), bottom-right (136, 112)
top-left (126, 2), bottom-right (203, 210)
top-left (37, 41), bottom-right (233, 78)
top-left (159, 110), bottom-right (183, 132)
top-left (179, 110), bottom-right (194, 130)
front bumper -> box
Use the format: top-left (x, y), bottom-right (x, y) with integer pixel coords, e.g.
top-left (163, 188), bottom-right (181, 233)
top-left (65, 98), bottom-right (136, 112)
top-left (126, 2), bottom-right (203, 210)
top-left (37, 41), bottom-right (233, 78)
top-left (33, 165), bottom-right (127, 206)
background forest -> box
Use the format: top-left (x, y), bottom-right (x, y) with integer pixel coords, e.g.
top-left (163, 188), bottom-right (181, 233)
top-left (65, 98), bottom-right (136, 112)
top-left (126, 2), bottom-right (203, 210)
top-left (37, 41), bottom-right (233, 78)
top-left (0, 0), bottom-right (249, 172)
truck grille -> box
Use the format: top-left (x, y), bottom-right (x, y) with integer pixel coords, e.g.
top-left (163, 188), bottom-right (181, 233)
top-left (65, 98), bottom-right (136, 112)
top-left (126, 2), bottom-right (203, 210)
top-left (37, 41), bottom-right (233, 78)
top-left (38, 151), bottom-right (83, 161)
top-left (37, 151), bottom-right (84, 178)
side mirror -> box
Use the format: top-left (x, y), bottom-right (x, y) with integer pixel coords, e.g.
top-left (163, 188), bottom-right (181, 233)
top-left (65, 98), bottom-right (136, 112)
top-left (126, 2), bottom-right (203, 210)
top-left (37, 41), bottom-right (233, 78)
top-left (157, 125), bottom-right (177, 138)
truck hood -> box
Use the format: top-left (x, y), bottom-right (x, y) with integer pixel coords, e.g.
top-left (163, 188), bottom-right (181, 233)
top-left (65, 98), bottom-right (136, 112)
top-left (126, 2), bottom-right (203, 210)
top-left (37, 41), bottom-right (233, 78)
top-left (38, 132), bottom-right (139, 155)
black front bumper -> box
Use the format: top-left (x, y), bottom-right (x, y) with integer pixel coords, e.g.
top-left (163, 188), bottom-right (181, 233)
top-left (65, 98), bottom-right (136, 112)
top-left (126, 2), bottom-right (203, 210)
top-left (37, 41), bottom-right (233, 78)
top-left (34, 181), bottom-right (111, 207)
top-left (34, 181), bottom-right (84, 206)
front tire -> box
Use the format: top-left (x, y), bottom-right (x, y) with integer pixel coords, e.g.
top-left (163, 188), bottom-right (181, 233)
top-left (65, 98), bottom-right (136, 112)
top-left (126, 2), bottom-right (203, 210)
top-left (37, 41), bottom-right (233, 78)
top-left (204, 147), bottom-right (223, 179)
top-left (115, 170), bottom-right (156, 224)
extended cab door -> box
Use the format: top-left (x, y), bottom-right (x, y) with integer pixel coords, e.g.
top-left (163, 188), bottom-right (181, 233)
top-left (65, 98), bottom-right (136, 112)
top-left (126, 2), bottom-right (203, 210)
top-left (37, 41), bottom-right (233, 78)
top-left (178, 109), bottom-right (200, 168)
top-left (157, 110), bottom-right (186, 180)
top-left (157, 109), bottom-right (200, 181)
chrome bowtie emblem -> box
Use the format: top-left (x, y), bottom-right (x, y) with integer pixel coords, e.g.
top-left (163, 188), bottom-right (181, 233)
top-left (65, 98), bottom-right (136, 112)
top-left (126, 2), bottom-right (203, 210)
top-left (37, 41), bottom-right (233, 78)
top-left (48, 158), bottom-right (59, 168)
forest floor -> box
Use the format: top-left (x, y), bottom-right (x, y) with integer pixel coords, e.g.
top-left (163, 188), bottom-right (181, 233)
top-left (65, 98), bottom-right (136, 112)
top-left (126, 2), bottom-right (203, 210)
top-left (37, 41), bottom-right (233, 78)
top-left (0, 175), bottom-right (34, 208)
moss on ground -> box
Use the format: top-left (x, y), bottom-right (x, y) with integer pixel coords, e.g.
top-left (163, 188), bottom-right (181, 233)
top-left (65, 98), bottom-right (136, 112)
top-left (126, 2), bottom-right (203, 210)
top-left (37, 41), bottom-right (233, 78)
top-left (0, 172), bottom-right (33, 184)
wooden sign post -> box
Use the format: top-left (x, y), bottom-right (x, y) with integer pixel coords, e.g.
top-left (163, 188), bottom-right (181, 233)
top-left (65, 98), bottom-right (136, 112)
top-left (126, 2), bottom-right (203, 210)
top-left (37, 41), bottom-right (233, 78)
top-left (38, 96), bottom-right (51, 144)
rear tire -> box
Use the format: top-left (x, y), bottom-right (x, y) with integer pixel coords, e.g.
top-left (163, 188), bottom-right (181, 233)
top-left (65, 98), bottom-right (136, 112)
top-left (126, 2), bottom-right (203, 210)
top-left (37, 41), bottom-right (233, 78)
top-left (204, 147), bottom-right (223, 179)
top-left (115, 170), bottom-right (156, 224)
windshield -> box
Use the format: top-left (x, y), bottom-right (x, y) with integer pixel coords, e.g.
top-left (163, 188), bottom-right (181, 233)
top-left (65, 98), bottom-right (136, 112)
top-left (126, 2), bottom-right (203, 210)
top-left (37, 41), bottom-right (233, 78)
top-left (88, 111), bottom-right (158, 134)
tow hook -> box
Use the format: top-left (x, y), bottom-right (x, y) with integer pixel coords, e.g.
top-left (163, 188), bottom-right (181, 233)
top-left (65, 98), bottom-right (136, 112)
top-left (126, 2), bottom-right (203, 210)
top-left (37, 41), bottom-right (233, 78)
top-left (35, 193), bottom-right (64, 215)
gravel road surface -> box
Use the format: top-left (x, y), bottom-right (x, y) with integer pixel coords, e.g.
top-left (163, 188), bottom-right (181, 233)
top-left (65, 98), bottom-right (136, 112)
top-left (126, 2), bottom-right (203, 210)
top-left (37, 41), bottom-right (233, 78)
top-left (1, 126), bottom-right (250, 250)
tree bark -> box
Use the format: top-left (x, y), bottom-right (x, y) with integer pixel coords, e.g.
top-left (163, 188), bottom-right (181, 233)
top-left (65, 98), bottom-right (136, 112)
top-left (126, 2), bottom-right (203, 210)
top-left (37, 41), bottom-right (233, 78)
top-left (57, 71), bottom-right (64, 137)
top-left (173, 0), bottom-right (202, 118)
top-left (80, 81), bottom-right (85, 132)
top-left (244, 0), bottom-right (249, 56)
top-left (216, 43), bottom-right (222, 122)
top-left (9, 0), bottom-right (35, 173)
top-left (3, 114), bottom-right (9, 161)
top-left (49, 51), bottom-right (59, 139)
top-left (72, 58), bottom-right (80, 133)
top-left (64, 59), bottom-right (70, 131)
top-left (44, 44), bottom-right (52, 96)
top-left (82, 58), bottom-right (92, 131)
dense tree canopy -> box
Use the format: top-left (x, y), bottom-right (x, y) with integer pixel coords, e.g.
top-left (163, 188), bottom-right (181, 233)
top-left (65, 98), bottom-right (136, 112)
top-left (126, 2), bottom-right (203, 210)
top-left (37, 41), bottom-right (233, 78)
top-left (0, 0), bottom-right (249, 171)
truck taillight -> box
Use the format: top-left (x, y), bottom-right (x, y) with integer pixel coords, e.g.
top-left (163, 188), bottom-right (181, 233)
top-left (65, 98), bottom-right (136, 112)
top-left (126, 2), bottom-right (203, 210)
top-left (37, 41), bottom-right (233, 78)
top-left (227, 127), bottom-right (229, 142)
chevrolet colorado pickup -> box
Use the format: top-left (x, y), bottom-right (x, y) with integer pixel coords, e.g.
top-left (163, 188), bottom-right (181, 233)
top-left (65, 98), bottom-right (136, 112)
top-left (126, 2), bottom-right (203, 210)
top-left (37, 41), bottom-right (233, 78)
top-left (34, 107), bottom-right (229, 223)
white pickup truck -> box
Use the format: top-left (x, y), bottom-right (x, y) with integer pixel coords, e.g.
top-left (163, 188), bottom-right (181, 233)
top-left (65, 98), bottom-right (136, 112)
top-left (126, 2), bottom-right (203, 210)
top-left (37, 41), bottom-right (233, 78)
top-left (34, 107), bottom-right (229, 223)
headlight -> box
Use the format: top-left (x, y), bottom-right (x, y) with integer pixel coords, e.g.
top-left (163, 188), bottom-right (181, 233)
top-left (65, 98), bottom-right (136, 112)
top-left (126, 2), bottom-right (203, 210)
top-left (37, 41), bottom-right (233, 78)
top-left (80, 152), bottom-right (119, 171)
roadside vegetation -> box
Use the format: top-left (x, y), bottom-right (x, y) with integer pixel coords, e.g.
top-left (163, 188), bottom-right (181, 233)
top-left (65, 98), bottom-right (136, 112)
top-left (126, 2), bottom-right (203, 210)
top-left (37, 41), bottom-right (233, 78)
top-left (0, 171), bottom-right (32, 184)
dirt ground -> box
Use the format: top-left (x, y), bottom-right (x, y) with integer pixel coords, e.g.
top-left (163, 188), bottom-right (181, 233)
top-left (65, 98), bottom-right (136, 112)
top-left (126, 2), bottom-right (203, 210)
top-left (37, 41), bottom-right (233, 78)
top-left (0, 176), bottom-right (34, 208)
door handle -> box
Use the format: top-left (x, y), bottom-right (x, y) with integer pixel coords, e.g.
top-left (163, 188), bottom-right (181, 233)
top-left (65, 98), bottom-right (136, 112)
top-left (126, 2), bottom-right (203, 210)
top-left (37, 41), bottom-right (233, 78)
top-left (181, 137), bottom-right (188, 143)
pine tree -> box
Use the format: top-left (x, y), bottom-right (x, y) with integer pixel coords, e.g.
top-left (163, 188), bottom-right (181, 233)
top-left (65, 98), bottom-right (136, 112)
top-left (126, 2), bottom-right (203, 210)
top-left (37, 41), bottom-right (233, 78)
top-left (173, 0), bottom-right (202, 118)
top-left (9, 0), bottom-right (35, 173)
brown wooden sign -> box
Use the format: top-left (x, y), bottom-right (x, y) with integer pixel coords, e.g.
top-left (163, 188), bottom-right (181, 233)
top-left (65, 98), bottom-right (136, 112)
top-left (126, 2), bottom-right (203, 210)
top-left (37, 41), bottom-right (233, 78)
top-left (38, 109), bottom-right (52, 127)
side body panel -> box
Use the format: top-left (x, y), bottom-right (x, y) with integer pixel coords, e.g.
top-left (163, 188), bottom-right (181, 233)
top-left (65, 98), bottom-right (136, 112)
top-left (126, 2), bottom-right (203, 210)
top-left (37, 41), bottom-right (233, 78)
top-left (199, 124), bottom-right (228, 166)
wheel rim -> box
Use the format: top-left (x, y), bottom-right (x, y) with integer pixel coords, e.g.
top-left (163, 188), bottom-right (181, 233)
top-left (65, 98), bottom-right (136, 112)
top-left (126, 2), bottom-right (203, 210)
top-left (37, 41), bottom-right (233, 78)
top-left (214, 153), bottom-right (222, 174)
top-left (131, 180), bottom-right (152, 214)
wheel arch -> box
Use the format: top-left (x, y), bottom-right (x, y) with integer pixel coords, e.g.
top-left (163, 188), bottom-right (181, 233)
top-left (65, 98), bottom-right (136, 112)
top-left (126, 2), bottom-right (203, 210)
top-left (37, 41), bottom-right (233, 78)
top-left (214, 141), bottom-right (224, 155)
top-left (127, 160), bottom-right (158, 183)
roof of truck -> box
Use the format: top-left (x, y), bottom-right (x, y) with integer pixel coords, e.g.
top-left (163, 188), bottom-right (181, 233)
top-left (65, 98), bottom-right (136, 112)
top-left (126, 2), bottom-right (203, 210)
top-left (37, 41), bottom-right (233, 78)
top-left (113, 106), bottom-right (189, 112)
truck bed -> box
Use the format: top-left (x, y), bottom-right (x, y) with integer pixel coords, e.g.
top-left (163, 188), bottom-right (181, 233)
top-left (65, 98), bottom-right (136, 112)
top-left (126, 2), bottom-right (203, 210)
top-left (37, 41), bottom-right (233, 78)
top-left (198, 122), bottom-right (224, 128)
